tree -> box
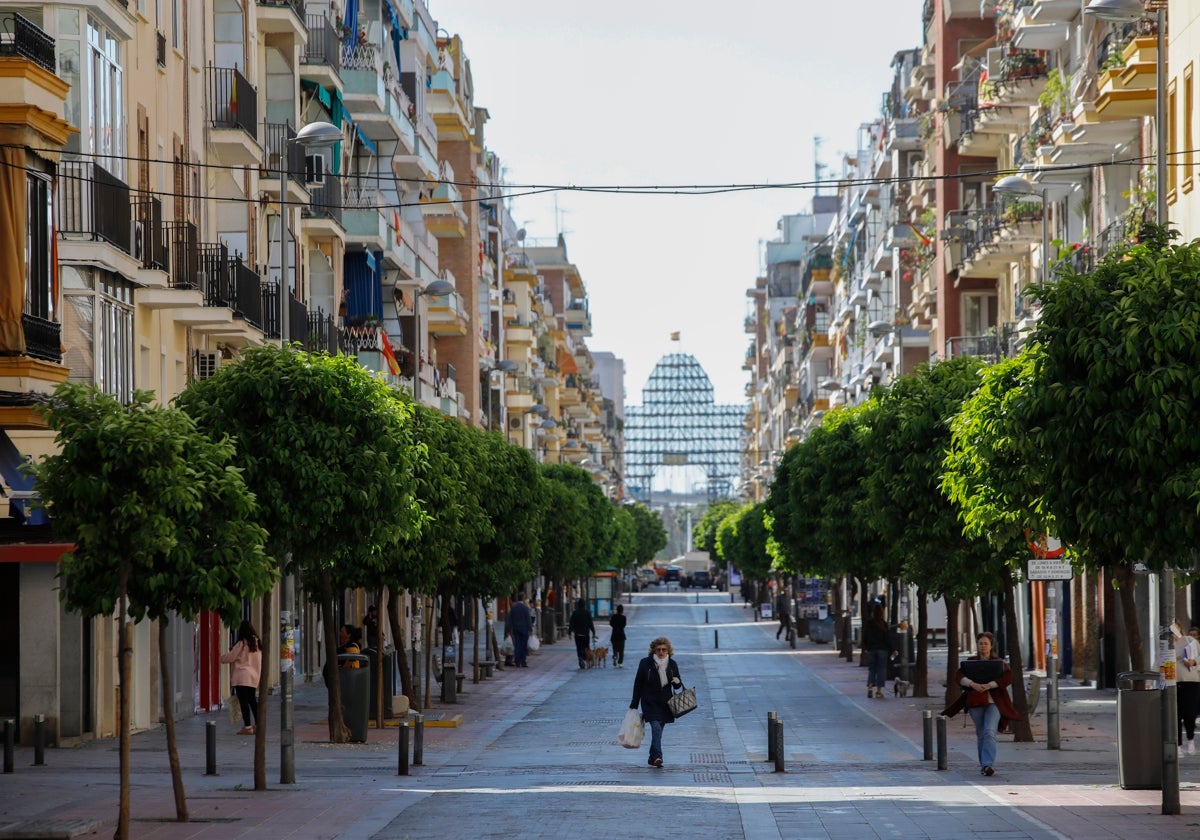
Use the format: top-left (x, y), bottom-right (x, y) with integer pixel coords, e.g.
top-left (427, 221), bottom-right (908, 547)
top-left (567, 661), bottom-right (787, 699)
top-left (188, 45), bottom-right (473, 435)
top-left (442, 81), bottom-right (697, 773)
top-left (30, 384), bottom-right (274, 838)
top-left (628, 503), bottom-right (667, 565)
top-left (176, 345), bottom-right (423, 745)
top-left (693, 499), bottom-right (740, 568)
top-left (1021, 226), bottom-right (1200, 671)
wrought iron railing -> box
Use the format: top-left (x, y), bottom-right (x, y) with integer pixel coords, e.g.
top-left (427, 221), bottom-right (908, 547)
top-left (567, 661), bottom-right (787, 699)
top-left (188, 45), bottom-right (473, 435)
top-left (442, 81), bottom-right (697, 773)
top-left (207, 66), bottom-right (257, 137)
top-left (57, 158), bottom-right (132, 253)
top-left (0, 12), bottom-right (56, 73)
top-left (304, 175), bottom-right (343, 227)
top-left (262, 121), bottom-right (305, 181)
top-left (132, 194), bottom-right (168, 271)
top-left (302, 13), bottom-right (341, 76)
top-left (20, 314), bottom-right (61, 363)
top-left (165, 221), bottom-right (199, 290)
top-left (257, 0), bottom-right (305, 19)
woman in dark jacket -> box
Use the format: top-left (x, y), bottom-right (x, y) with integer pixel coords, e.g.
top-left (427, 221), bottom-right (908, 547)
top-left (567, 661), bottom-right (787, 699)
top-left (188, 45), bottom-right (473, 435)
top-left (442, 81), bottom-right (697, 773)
top-left (941, 631), bottom-right (1021, 776)
top-left (862, 604), bottom-right (891, 699)
top-left (609, 604), bottom-right (628, 668)
top-left (629, 636), bottom-right (682, 768)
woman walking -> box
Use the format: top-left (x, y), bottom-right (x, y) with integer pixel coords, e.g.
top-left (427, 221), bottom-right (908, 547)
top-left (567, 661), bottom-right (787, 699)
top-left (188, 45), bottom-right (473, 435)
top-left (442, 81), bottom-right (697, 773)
top-left (629, 636), bottom-right (683, 768)
top-left (1176, 623), bottom-right (1200, 755)
top-left (862, 604), bottom-right (891, 699)
top-left (609, 604), bottom-right (628, 668)
top-left (941, 630), bottom-right (1020, 776)
top-left (220, 620), bottom-right (262, 735)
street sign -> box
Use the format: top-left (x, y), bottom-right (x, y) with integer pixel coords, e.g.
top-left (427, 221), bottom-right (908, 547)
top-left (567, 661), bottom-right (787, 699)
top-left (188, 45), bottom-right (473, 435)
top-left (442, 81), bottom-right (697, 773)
top-left (1028, 558), bottom-right (1074, 581)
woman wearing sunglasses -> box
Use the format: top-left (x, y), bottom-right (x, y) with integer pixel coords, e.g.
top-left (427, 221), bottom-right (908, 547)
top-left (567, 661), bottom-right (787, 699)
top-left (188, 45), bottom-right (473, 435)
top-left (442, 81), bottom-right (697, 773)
top-left (629, 637), bottom-right (683, 768)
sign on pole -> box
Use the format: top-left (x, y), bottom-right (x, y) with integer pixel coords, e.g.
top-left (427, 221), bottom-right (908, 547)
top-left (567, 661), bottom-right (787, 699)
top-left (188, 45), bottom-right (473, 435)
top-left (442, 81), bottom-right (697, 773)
top-left (1027, 558), bottom-right (1074, 581)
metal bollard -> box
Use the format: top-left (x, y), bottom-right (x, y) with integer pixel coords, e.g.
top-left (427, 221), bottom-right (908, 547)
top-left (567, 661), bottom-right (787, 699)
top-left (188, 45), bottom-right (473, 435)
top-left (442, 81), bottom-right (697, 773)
top-left (767, 711), bottom-right (777, 761)
top-left (397, 721), bottom-right (409, 776)
top-left (714, 629), bottom-right (719, 649)
top-left (772, 719), bottom-right (785, 773)
top-left (412, 713), bottom-right (424, 765)
top-left (205, 721), bottom-right (217, 776)
top-left (695, 592), bottom-right (699, 604)
top-left (730, 592), bottom-right (734, 603)
top-left (936, 715), bottom-right (947, 770)
top-left (33, 715), bottom-right (44, 766)
top-left (442, 665), bottom-right (456, 704)
top-left (3, 719), bottom-right (13, 773)
top-left (705, 610), bottom-right (709, 624)
top-left (922, 710), bottom-right (933, 761)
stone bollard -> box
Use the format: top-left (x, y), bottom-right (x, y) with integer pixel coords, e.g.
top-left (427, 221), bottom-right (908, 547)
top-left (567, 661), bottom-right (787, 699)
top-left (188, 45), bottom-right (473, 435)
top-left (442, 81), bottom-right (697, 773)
top-left (397, 721), bottom-right (409, 776)
top-left (922, 710), bottom-right (933, 761)
top-left (936, 715), bottom-right (947, 770)
top-left (205, 721), bottom-right (217, 776)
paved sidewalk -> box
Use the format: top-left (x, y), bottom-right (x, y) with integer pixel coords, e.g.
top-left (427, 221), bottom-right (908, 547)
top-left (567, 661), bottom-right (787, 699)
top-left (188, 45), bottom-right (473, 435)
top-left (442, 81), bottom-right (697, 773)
top-left (0, 589), bottom-right (1198, 839)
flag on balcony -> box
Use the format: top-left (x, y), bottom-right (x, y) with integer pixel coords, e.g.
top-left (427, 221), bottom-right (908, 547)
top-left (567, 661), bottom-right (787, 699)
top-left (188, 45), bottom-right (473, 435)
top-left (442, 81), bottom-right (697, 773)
top-left (907, 222), bottom-right (932, 249)
top-left (380, 331), bottom-right (401, 376)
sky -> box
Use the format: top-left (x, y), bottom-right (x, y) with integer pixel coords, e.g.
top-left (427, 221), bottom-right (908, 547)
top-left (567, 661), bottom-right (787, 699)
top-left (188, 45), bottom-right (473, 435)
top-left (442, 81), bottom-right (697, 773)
top-left (433, 1), bottom-right (927, 408)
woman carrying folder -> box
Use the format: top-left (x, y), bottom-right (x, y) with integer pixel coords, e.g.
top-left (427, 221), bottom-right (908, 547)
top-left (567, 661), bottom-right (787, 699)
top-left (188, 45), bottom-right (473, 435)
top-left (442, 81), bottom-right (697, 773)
top-left (941, 630), bottom-right (1021, 777)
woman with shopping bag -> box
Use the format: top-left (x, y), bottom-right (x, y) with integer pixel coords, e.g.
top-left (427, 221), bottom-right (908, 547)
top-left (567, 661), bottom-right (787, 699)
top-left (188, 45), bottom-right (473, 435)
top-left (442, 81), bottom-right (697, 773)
top-left (629, 636), bottom-right (685, 768)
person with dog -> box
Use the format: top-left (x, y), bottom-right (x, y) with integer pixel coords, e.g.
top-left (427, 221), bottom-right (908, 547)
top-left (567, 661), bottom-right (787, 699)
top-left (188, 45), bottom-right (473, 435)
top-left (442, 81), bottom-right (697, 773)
top-left (863, 603), bottom-right (892, 699)
top-left (940, 630), bottom-right (1020, 777)
top-left (504, 592), bottom-right (534, 668)
top-left (609, 604), bottom-right (628, 668)
top-left (629, 636), bottom-right (683, 768)
top-left (569, 599), bottom-right (596, 669)
top-left (220, 620), bottom-right (262, 735)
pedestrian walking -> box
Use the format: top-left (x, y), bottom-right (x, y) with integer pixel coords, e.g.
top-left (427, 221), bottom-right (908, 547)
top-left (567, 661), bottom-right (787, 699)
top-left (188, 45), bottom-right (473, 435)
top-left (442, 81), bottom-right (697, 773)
top-left (220, 620), bottom-right (262, 735)
top-left (629, 636), bottom-right (683, 768)
top-left (863, 604), bottom-right (891, 699)
top-left (1176, 623), bottom-right (1200, 756)
top-left (775, 591), bottom-right (793, 641)
top-left (504, 592), bottom-right (534, 668)
top-left (941, 630), bottom-right (1021, 777)
top-left (609, 604), bottom-right (628, 667)
top-left (569, 599), bottom-right (596, 669)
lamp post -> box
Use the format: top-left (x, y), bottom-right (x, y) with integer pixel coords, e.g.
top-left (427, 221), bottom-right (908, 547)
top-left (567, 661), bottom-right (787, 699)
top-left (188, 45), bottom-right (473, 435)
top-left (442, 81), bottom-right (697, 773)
top-left (273, 119), bottom-right (339, 788)
top-left (867, 317), bottom-right (903, 379)
top-left (483, 359), bottom-right (518, 430)
top-left (1085, 0), bottom-right (1177, 814)
top-left (993, 175), bottom-right (1048, 288)
top-left (400, 278), bottom-right (454, 403)
top-left (278, 121), bottom-right (341, 345)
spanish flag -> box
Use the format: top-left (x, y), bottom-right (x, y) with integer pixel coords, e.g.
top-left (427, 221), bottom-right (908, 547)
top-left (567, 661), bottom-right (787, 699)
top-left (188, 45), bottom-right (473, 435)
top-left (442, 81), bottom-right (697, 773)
top-left (380, 331), bottom-right (401, 376)
top-left (907, 223), bottom-right (933, 249)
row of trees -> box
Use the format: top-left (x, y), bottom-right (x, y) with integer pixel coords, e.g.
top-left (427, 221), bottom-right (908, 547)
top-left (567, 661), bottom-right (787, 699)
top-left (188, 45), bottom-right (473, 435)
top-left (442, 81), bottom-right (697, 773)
top-left (697, 225), bottom-right (1200, 737)
top-left (31, 344), bottom-right (664, 837)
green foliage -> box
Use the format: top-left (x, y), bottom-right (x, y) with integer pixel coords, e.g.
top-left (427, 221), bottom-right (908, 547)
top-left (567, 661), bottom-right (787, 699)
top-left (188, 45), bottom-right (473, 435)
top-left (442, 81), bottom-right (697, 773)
top-left (714, 503), bottom-right (772, 581)
top-left (610, 506), bottom-right (637, 568)
top-left (473, 432), bottom-right (544, 596)
top-left (538, 463), bottom-right (613, 579)
top-left (628, 503), bottom-right (667, 563)
top-left (693, 499), bottom-right (740, 565)
top-left (175, 344), bottom-right (423, 594)
top-left (31, 384), bottom-right (274, 624)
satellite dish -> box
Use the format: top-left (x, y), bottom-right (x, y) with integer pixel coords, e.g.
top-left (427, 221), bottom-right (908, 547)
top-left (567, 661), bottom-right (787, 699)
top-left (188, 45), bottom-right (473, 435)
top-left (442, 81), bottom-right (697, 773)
top-left (516, 228), bottom-right (527, 242)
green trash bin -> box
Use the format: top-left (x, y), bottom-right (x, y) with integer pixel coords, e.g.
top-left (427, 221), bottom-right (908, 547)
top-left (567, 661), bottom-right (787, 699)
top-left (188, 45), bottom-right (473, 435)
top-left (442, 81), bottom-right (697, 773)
top-left (365, 647), bottom-right (395, 719)
top-left (338, 653), bottom-right (370, 742)
top-left (1117, 671), bottom-right (1162, 790)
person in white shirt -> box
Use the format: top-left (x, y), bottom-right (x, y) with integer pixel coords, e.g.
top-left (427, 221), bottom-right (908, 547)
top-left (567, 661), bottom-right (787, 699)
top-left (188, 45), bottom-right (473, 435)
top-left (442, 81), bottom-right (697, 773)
top-left (1177, 623), bottom-right (1200, 756)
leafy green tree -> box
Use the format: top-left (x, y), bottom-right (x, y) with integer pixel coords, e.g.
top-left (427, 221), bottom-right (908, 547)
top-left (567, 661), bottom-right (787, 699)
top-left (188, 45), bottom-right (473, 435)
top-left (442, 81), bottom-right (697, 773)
top-left (176, 345), bottom-right (423, 744)
top-left (694, 499), bottom-right (740, 568)
top-left (611, 505), bottom-right (638, 569)
top-left (628, 502), bottom-right (667, 565)
top-left (716, 503), bottom-right (772, 600)
top-left (1021, 226), bottom-right (1200, 671)
top-left (30, 384), bottom-right (273, 837)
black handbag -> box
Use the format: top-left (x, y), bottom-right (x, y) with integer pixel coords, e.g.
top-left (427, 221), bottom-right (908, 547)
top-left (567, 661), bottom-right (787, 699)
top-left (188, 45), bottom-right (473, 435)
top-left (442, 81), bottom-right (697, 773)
top-left (667, 684), bottom-right (697, 718)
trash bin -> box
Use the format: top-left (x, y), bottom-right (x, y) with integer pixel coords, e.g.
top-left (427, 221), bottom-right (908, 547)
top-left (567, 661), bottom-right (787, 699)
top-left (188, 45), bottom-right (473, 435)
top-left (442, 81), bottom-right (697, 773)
top-left (809, 617), bottom-right (835, 644)
top-left (338, 653), bottom-right (370, 742)
top-left (1116, 670), bottom-right (1162, 790)
top-left (365, 647), bottom-right (395, 719)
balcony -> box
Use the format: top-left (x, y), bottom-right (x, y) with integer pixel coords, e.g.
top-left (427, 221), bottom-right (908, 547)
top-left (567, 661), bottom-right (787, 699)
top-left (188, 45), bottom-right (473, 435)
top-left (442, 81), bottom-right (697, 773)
top-left (56, 158), bottom-right (145, 279)
top-left (0, 12), bottom-right (55, 73)
top-left (420, 182), bottom-right (467, 238)
top-left (256, 0), bottom-right (306, 39)
top-left (207, 66), bottom-right (260, 165)
top-left (342, 185), bottom-right (387, 251)
top-left (426, 288), bottom-right (470, 335)
top-left (505, 319), bottom-right (535, 347)
top-left (1096, 37), bottom-right (1157, 120)
top-left (945, 334), bottom-right (1009, 363)
top-left (131, 194), bottom-right (169, 284)
top-left (427, 67), bottom-right (470, 141)
top-left (301, 13), bottom-right (342, 91)
top-left (341, 39), bottom-right (385, 119)
top-left (564, 298), bottom-right (591, 337)
top-left (260, 121), bottom-right (309, 204)
top-left (301, 175), bottom-right (343, 237)
top-left (886, 117), bottom-right (921, 152)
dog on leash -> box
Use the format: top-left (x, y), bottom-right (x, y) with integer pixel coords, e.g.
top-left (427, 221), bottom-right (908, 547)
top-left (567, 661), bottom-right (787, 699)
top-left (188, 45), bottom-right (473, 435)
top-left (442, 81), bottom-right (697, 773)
top-left (893, 679), bottom-right (910, 698)
top-left (585, 646), bottom-right (609, 669)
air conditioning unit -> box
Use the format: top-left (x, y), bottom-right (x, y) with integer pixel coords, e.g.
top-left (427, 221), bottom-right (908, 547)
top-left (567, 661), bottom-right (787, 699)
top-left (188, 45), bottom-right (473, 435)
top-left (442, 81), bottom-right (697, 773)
top-left (508, 415), bottom-right (522, 431)
top-left (194, 350), bottom-right (220, 381)
top-left (305, 154), bottom-right (325, 185)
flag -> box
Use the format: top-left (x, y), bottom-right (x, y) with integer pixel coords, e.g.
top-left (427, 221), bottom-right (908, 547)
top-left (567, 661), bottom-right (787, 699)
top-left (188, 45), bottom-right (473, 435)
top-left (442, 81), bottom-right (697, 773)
top-left (380, 331), bottom-right (401, 376)
top-left (907, 222), bottom-right (932, 249)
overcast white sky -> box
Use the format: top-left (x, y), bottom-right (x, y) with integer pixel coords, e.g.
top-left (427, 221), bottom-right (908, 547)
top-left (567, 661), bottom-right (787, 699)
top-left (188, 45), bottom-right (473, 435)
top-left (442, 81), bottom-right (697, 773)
top-left (434, 1), bottom-right (926, 407)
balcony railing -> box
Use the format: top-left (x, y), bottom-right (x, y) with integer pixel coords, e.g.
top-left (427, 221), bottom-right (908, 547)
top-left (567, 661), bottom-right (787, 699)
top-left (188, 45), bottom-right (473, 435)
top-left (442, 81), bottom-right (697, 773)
top-left (0, 12), bottom-right (56, 73)
top-left (302, 13), bottom-right (341, 77)
top-left (132, 194), bottom-right (168, 271)
top-left (21, 314), bottom-right (61, 363)
top-left (165, 221), bottom-right (200, 289)
top-left (156, 30), bottom-right (166, 67)
top-left (304, 175), bottom-right (343, 227)
top-left (262, 121), bottom-right (305, 181)
top-left (207, 66), bottom-right (257, 137)
top-left (303, 308), bottom-right (338, 353)
top-left (57, 158), bottom-right (132, 253)
top-left (257, 0), bottom-right (305, 19)
top-left (945, 334), bottom-right (1006, 362)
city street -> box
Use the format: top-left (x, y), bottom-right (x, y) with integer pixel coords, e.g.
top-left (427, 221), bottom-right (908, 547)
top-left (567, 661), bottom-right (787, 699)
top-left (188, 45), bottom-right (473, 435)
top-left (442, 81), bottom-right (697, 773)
top-left (2, 587), bottom-right (1199, 839)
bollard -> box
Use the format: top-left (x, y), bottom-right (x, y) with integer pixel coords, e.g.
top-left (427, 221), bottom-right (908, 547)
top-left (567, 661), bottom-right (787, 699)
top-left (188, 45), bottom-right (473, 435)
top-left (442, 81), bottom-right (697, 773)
top-left (695, 592), bottom-right (699, 604)
top-left (767, 711), bottom-right (777, 761)
top-left (412, 713), bottom-right (424, 765)
top-left (397, 721), bottom-right (409, 776)
top-left (789, 627), bottom-right (797, 650)
top-left (33, 715), bottom-right (44, 766)
top-left (714, 629), bottom-right (719, 649)
top-left (730, 592), bottom-right (734, 604)
top-left (3, 719), bottom-right (13, 773)
top-left (441, 665), bottom-right (456, 704)
top-left (772, 719), bottom-right (785, 773)
top-left (705, 610), bottom-right (709, 624)
top-left (922, 710), bottom-right (933, 761)
top-left (936, 715), bottom-right (947, 770)
top-left (205, 721), bottom-right (217, 776)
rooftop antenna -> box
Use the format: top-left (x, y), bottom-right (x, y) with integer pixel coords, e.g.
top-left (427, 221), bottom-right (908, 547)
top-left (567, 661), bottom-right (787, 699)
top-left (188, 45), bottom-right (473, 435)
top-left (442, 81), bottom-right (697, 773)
top-left (813, 136), bottom-right (827, 196)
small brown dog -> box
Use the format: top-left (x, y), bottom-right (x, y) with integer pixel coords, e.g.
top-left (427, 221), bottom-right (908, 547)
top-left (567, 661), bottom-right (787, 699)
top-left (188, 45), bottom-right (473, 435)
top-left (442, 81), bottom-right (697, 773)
top-left (585, 646), bottom-right (609, 669)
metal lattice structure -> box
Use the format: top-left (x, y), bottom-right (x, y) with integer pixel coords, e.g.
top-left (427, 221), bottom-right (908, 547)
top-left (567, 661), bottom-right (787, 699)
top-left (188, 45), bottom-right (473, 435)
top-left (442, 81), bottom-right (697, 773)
top-left (625, 353), bottom-right (743, 501)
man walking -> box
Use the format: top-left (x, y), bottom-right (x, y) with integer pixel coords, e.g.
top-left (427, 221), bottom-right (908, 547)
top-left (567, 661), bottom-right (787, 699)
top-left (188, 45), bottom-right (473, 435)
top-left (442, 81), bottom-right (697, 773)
top-left (569, 599), bottom-right (596, 669)
top-left (505, 592), bottom-right (534, 668)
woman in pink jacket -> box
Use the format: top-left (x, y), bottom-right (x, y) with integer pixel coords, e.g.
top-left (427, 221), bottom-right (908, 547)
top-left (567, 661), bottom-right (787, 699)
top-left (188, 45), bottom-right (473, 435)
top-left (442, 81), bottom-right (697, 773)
top-left (220, 620), bottom-right (262, 734)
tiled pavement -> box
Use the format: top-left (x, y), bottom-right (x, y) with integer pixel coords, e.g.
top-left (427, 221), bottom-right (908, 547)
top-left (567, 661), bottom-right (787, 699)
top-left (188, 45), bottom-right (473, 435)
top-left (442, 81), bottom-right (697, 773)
top-left (2, 589), bottom-right (1198, 839)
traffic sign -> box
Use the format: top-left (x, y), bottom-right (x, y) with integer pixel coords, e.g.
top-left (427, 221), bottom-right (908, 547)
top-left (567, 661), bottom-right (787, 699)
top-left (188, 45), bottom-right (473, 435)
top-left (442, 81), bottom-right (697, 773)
top-left (1028, 558), bottom-right (1074, 581)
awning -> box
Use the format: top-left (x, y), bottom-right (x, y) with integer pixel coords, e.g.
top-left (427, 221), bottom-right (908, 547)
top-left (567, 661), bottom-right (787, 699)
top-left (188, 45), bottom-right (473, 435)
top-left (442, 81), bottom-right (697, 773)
top-left (300, 79), bottom-right (332, 110)
top-left (356, 124), bottom-right (377, 155)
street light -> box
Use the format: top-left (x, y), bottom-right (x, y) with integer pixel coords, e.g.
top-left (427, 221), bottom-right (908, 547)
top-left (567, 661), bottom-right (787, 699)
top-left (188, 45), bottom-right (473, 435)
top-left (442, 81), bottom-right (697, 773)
top-left (993, 175), bottom-right (1049, 288)
top-left (483, 358), bottom-right (518, 430)
top-left (278, 120), bottom-right (341, 345)
top-left (1085, 0), bottom-right (1178, 814)
top-left (400, 278), bottom-right (454, 403)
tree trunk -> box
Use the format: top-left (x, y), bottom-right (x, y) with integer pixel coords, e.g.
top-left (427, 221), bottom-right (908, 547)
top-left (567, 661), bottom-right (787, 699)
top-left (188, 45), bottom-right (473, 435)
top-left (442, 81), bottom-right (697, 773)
top-left (1002, 568), bottom-right (1033, 742)
top-left (857, 575), bottom-right (868, 667)
top-left (1114, 563), bottom-right (1145, 672)
top-left (319, 567), bottom-right (350, 743)
top-left (255, 596), bottom-right (270, 789)
top-left (423, 595), bottom-right (434, 710)
top-left (914, 588), bottom-right (930, 698)
top-left (944, 598), bottom-right (961, 707)
top-left (116, 590), bottom-right (131, 840)
top-left (374, 590), bottom-right (385, 729)
top-left (387, 595), bottom-right (415, 708)
top-left (158, 620), bottom-right (189, 820)
top-left (472, 598), bottom-right (481, 684)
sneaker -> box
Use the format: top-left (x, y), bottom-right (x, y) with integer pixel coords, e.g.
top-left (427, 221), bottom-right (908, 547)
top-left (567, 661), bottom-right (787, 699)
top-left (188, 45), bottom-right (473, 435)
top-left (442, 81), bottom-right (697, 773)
top-left (653, 757), bottom-right (664, 768)
top-left (868, 687), bottom-right (873, 698)
top-left (647, 756), bottom-right (656, 767)
top-left (1189, 740), bottom-right (1196, 756)
top-left (983, 766), bottom-right (994, 777)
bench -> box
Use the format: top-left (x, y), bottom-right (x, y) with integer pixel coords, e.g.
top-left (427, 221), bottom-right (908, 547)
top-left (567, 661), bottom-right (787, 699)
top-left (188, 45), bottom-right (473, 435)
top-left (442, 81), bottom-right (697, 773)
top-left (471, 660), bottom-right (497, 678)
top-left (924, 627), bottom-right (947, 646)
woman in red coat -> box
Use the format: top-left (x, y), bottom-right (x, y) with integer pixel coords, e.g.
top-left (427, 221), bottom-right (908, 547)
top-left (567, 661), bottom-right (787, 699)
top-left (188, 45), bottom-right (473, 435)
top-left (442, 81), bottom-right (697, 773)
top-left (941, 631), bottom-right (1021, 777)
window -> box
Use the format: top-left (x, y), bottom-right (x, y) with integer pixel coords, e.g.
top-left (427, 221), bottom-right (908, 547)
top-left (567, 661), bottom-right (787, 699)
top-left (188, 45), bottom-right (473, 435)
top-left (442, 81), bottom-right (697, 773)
top-left (1167, 80), bottom-right (1178, 201)
top-left (962, 293), bottom-right (998, 337)
top-left (62, 266), bottom-right (135, 403)
top-left (59, 14), bottom-right (126, 181)
top-left (25, 173), bottom-right (53, 322)
top-left (1184, 65), bottom-right (1194, 194)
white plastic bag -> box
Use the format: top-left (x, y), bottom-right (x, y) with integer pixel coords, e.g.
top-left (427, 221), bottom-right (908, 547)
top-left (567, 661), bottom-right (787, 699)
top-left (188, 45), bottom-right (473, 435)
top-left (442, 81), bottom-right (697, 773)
top-left (617, 708), bottom-right (644, 749)
top-left (501, 636), bottom-right (515, 657)
top-left (528, 633), bottom-right (540, 652)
